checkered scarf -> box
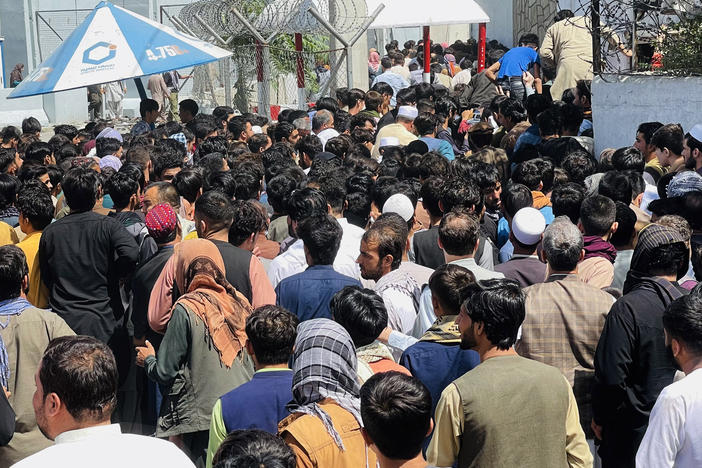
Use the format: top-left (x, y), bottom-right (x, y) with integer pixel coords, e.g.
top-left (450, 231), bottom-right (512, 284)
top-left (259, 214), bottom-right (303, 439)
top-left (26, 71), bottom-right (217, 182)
top-left (288, 318), bottom-right (362, 450)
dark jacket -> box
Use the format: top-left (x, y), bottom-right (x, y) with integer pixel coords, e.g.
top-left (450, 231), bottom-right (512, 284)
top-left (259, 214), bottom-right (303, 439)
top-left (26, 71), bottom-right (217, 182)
top-left (413, 227), bottom-right (444, 269)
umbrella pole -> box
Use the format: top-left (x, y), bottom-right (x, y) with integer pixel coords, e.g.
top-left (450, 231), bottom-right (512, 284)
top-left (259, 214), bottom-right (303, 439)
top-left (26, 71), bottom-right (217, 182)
top-left (295, 33), bottom-right (306, 110)
top-left (134, 78), bottom-right (147, 101)
top-left (477, 22), bottom-right (486, 72)
top-left (423, 26), bottom-right (431, 84)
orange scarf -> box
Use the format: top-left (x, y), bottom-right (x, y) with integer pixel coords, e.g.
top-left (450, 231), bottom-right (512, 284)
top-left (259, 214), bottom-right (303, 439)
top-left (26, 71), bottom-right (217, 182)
top-left (173, 239), bottom-right (251, 367)
top-left (532, 190), bottom-right (552, 210)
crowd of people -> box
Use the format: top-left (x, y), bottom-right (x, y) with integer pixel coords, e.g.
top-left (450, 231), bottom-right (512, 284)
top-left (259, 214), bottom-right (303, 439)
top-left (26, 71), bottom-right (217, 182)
top-left (0, 8), bottom-right (700, 468)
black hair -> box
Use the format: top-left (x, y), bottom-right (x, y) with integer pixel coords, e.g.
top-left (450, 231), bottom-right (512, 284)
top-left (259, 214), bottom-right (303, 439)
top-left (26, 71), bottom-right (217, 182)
top-left (501, 182), bottom-right (533, 218)
top-left (195, 190), bottom-right (234, 232)
top-left (54, 124), bottom-right (78, 142)
top-left (551, 182), bottom-right (585, 224)
top-left (561, 150), bottom-right (596, 186)
top-left (498, 98), bottom-right (527, 123)
top-left (610, 202), bottom-right (637, 248)
top-left (463, 279), bottom-right (525, 350)
top-left (537, 107), bottom-right (561, 136)
top-left (651, 123), bottom-right (684, 155)
top-left (0, 149), bottom-right (17, 175)
top-left (247, 133), bottom-right (270, 153)
top-left (345, 191), bottom-right (371, 228)
top-left (598, 170), bottom-right (632, 204)
top-left (212, 429), bottom-right (295, 468)
top-left (439, 210), bottom-right (479, 256)
top-left (233, 170), bottom-right (261, 201)
top-left (371, 81), bottom-right (394, 99)
top-left (663, 290), bottom-right (702, 355)
top-left (22, 117), bottom-right (41, 135)
top-left (420, 177), bottom-right (444, 219)
top-left (518, 33), bottom-right (539, 47)
top-left (139, 99), bottom-right (159, 119)
top-left (95, 137), bottom-right (122, 158)
top-left (554, 9), bottom-right (575, 21)
top-left (331, 286), bottom-right (388, 348)
top-left (229, 200), bottom-right (267, 246)
top-left (274, 122), bottom-right (295, 143)
top-left (360, 372), bottom-right (432, 460)
top-left (648, 242), bottom-right (690, 278)
top-left (47, 164), bottom-right (64, 191)
top-left (62, 167), bottom-right (100, 212)
top-left (349, 113), bottom-right (376, 133)
top-left (309, 172), bottom-right (347, 214)
top-left (206, 170), bottom-right (237, 200)
top-left (297, 214), bottom-right (342, 265)
top-left (612, 147), bottom-right (645, 172)
top-left (1, 126), bottom-right (20, 144)
top-left (105, 172), bottom-right (138, 210)
top-left (325, 136), bottom-right (351, 159)
top-left (17, 163), bottom-right (48, 185)
top-left (0, 245), bottom-right (29, 300)
top-left (191, 115), bottom-right (219, 141)
top-left (25, 141), bottom-right (52, 164)
top-left (39, 336), bottom-right (118, 422)
top-left (297, 134), bottom-right (323, 160)
top-left (560, 103), bottom-right (584, 134)
top-left (525, 93), bottom-right (551, 124)
top-left (287, 187), bottom-right (327, 223)
top-left (429, 264), bottom-right (478, 315)
top-left (396, 87), bottom-right (417, 106)
top-left (212, 106), bottom-right (235, 126)
top-left (245, 305), bottom-right (298, 366)
top-left (152, 147), bottom-right (184, 180)
top-left (637, 122), bottom-right (664, 145)
top-left (197, 152), bottom-right (227, 175)
top-left (172, 168), bottom-right (204, 204)
top-left (316, 96), bottom-right (340, 113)
top-left (179, 99), bottom-right (199, 117)
top-left (334, 110), bottom-right (352, 133)
top-left (440, 177), bottom-right (481, 214)
top-left (413, 113), bottom-right (438, 137)
top-left (575, 80), bottom-right (591, 104)
top-left (118, 162), bottom-right (145, 191)
top-left (580, 195), bottom-right (616, 236)
top-left (363, 221), bottom-right (405, 270)
top-left (512, 160), bottom-right (542, 191)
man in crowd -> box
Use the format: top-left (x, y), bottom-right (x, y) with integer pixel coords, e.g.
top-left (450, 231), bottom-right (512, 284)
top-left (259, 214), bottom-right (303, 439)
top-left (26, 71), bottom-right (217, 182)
top-left (652, 123), bottom-right (686, 174)
top-left (131, 99), bottom-right (160, 136)
top-left (636, 289), bottom-right (702, 466)
top-left (494, 207), bottom-right (547, 286)
top-left (206, 305), bottom-right (298, 467)
top-left (372, 106), bottom-right (418, 159)
top-left (634, 122), bottom-right (665, 183)
top-left (577, 195), bottom-right (618, 289)
top-left (13, 336), bottom-right (195, 467)
top-left (312, 110), bottom-right (339, 149)
top-left (428, 279), bottom-right (592, 467)
top-left (593, 224), bottom-right (690, 467)
top-left (0, 246), bottom-right (74, 466)
top-left (276, 214), bottom-right (360, 321)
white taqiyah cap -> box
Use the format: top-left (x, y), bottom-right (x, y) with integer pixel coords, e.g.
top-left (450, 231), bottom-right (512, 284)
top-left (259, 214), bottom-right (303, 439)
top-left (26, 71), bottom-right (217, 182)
top-left (251, 125), bottom-right (263, 134)
top-left (382, 193), bottom-right (414, 222)
top-left (379, 136), bottom-right (400, 147)
top-left (511, 207), bottom-right (546, 246)
top-left (689, 123), bottom-right (702, 143)
top-left (397, 106), bottom-right (418, 120)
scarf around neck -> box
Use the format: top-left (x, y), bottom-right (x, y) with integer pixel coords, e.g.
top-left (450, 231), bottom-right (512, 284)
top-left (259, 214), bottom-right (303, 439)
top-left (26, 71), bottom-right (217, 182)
top-left (583, 235), bottom-right (617, 263)
top-left (420, 314), bottom-right (461, 344)
top-left (0, 298), bottom-right (33, 388)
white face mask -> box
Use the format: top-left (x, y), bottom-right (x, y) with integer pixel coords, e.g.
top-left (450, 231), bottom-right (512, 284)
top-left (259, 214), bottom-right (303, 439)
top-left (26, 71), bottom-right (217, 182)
top-left (488, 115), bottom-right (499, 130)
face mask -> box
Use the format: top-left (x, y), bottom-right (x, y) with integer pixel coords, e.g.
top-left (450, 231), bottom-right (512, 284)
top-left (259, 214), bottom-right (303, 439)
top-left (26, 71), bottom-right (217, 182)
top-left (489, 115), bottom-right (499, 129)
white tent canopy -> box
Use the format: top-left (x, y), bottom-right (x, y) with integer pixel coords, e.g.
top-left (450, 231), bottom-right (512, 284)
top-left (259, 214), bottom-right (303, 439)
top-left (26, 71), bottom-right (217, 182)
top-left (365, 0), bottom-right (490, 29)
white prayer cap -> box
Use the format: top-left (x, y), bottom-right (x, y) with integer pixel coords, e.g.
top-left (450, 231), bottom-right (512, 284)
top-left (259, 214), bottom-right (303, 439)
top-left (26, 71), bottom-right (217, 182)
top-left (382, 193), bottom-right (414, 222)
top-left (379, 136), bottom-right (400, 147)
top-left (688, 123), bottom-right (702, 143)
top-left (251, 125), bottom-right (263, 134)
top-left (397, 106), bottom-right (419, 120)
top-left (511, 207), bottom-right (546, 246)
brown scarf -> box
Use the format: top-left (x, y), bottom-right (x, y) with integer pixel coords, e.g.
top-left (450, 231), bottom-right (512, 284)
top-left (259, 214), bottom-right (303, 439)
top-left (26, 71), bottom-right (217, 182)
top-left (173, 239), bottom-right (251, 367)
top-left (419, 315), bottom-right (461, 344)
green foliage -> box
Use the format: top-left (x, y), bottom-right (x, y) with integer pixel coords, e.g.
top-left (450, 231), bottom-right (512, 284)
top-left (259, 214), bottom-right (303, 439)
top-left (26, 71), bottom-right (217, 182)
top-left (660, 15), bottom-right (702, 75)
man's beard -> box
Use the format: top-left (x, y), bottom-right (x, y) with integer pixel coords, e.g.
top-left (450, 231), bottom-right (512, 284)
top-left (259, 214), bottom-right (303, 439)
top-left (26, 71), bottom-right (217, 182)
top-left (460, 325), bottom-right (478, 350)
top-left (666, 344), bottom-right (682, 371)
top-left (360, 263), bottom-right (383, 281)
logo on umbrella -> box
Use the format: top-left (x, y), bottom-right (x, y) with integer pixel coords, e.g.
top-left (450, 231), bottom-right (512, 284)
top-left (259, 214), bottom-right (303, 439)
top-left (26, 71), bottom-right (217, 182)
top-left (82, 42), bottom-right (117, 65)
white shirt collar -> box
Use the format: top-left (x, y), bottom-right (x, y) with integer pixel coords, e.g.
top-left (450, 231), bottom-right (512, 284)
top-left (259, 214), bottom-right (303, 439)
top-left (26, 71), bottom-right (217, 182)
top-left (55, 424), bottom-right (121, 444)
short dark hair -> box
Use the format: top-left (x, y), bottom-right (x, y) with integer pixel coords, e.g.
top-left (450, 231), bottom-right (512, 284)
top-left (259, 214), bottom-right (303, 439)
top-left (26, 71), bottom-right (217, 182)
top-left (663, 289), bottom-right (702, 356)
top-left (414, 113), bottom-right (438, 136)
top-left (172, 168), bottom-right (204, 204)
top-left (105, 172), bottom-right (138, 210)
top-left (439, 210), bottom-right (479, 256)
top-left (297, 134), bottom-right (323, 159)
top-left (212, 429), bottom-right (295, 468)
top-left (227, 116), bottom-right (252, 139)
top-left (561, 150), bottom-right (596, 186)
top-left (63, 167), bottom-right (100, 212)
top-left (16, 184), bottom-right (54, 230)
top-left (518, 33), bottom-right (539, 47)
top-left (498, 98), bottom-right (527, 123)
top-left (560, 103), bottom-right (584, 134)
top-left (360, 372), bottom-right (432, 460)
top-left (195, 190), bottom-right (234, 232)
top-left (287, 187), bottom-right (327, 222)
top-left (153, 147), bottom-right (184, 180)
top-left (179, 99), bottom-right (199, 117)
top-left (537, 107), bottom-right (562, 137)
top-left (463, 279), bottom-right (525, 350)
top-left (610, 202), bottom-right (637, 248)
top-left (139, 99), bottom-right (159, 119)
top-left (331, 286), bottom-right (388, 348)
top-left (297, 214), bottom-right (342, 265)
top-left (245, 305), bottom-right (298, 366)
top-left (525, 93), bottom-right (551, 124)
top-left (501, 182), bottom-right (533, 218)
top-left (363, 222), bottom-right (405, 270)
top-left (651, 123), bottom-right (684, 155)
top-left (440, 177), bottom-right (481, 214)
top-left (429, 264), bottom-right (478, 315)
top-left (575, 80), bottom-right (591, 104)
top-left (612, 147), bottom-right (645, 172)
top-left (637, 122), bottom-right (664, 145)
top-left (22, 117), bottom-right (41, 135)
top-left (274, 122), bottom-right (294, 143)
top-left (25, 141), bottom-right (52, 163)
top-left (552, 182), bottom-right (585, 224)
top-left (248, 133), bottom-right (270, 153)
top-left (512, 160), bottom-right (542, 191)
top-left (0, 245), bottom-right (29, 300)
top-left (420, 177), bottom-right (444, 218)
top-left (647, 241), bottom-right (690, 278)
top-left (229, 200), bottom-right (267, 246)
top-left (0, 149), bottom-right (18, 174)
top-left (207, 170), bottom-right (237, 200)
top-left (598, 170), bottom-right (632, 204)
top-left (39, 335), bottom-right (118, 422)
top-left (580, 195), bottom-right (616, 236)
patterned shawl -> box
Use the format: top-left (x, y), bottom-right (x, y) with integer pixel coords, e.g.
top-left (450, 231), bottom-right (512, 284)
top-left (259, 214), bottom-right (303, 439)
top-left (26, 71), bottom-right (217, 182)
top-left (288, 318), bottom-right (362, 450)
top-left (419, 314), bottom-right (461, 344)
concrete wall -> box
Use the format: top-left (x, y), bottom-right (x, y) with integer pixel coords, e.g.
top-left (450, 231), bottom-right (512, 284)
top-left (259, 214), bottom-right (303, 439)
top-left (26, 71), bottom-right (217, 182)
top-left (592, 74), bottom-right (702, 156)
top-left (0, 88), bottom-right (48, 126)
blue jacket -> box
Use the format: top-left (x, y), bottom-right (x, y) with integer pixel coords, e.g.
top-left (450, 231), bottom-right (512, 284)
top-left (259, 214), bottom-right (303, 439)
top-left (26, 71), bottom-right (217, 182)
top-left (220, 369), bottom-right (294, 434)
top-left (275, 265), bottom-right (361, 322)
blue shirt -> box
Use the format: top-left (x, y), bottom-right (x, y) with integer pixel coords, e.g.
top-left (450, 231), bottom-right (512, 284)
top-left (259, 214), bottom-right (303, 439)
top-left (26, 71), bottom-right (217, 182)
top-left (513, 124), bottom-right (541, 154)
top-left (420, 137), bottom-right (455, 161)
top-left (220, 369), bottom-right (294, 434)
top-left (275, 265), bottom-right (361, 322)
top-left (497, 47), bottom-right (540, 79)
top-left (371, 71), bottom-right (410, 107)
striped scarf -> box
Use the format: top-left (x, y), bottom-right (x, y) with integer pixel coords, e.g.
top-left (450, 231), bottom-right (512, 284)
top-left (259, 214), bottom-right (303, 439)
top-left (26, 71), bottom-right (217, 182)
top-left (288, 319), bottom-right (362, 450)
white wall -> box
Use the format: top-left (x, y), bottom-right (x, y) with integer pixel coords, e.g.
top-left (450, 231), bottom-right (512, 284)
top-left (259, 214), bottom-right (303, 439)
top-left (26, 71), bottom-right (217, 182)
top-left (592, 74), bottom-right (702, 156)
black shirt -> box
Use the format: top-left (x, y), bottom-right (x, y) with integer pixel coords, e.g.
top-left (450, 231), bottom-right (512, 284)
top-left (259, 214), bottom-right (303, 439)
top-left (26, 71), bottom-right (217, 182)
top-left (131, 246), bottom-right (174, 343)
top-left (211, 240), bottom-right (253, 303)
top-left (39, 210), bottom-right (138, 342)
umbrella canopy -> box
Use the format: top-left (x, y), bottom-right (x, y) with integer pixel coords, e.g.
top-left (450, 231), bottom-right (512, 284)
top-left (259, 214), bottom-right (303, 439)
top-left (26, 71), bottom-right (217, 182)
top-left (8, 1), bottom-right (231, 99)
top-left (365, 0), bottom-right (490, 29)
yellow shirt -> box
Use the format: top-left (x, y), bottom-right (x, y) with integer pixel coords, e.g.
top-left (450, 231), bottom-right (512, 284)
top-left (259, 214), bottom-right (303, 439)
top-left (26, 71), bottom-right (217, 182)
top-left (16, 231), bottom-right (49, 308)
top-left (427, 374), bottom-right (593, 468)
top-left (0, 221), bottom-right (18, 246)
top-left (184, 230), bottom-right (199, 241)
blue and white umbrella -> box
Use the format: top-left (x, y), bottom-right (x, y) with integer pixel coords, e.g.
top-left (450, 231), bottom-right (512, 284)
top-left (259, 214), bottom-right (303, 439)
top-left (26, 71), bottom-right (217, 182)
top-left (8, 1), bottom-right (231, 99)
